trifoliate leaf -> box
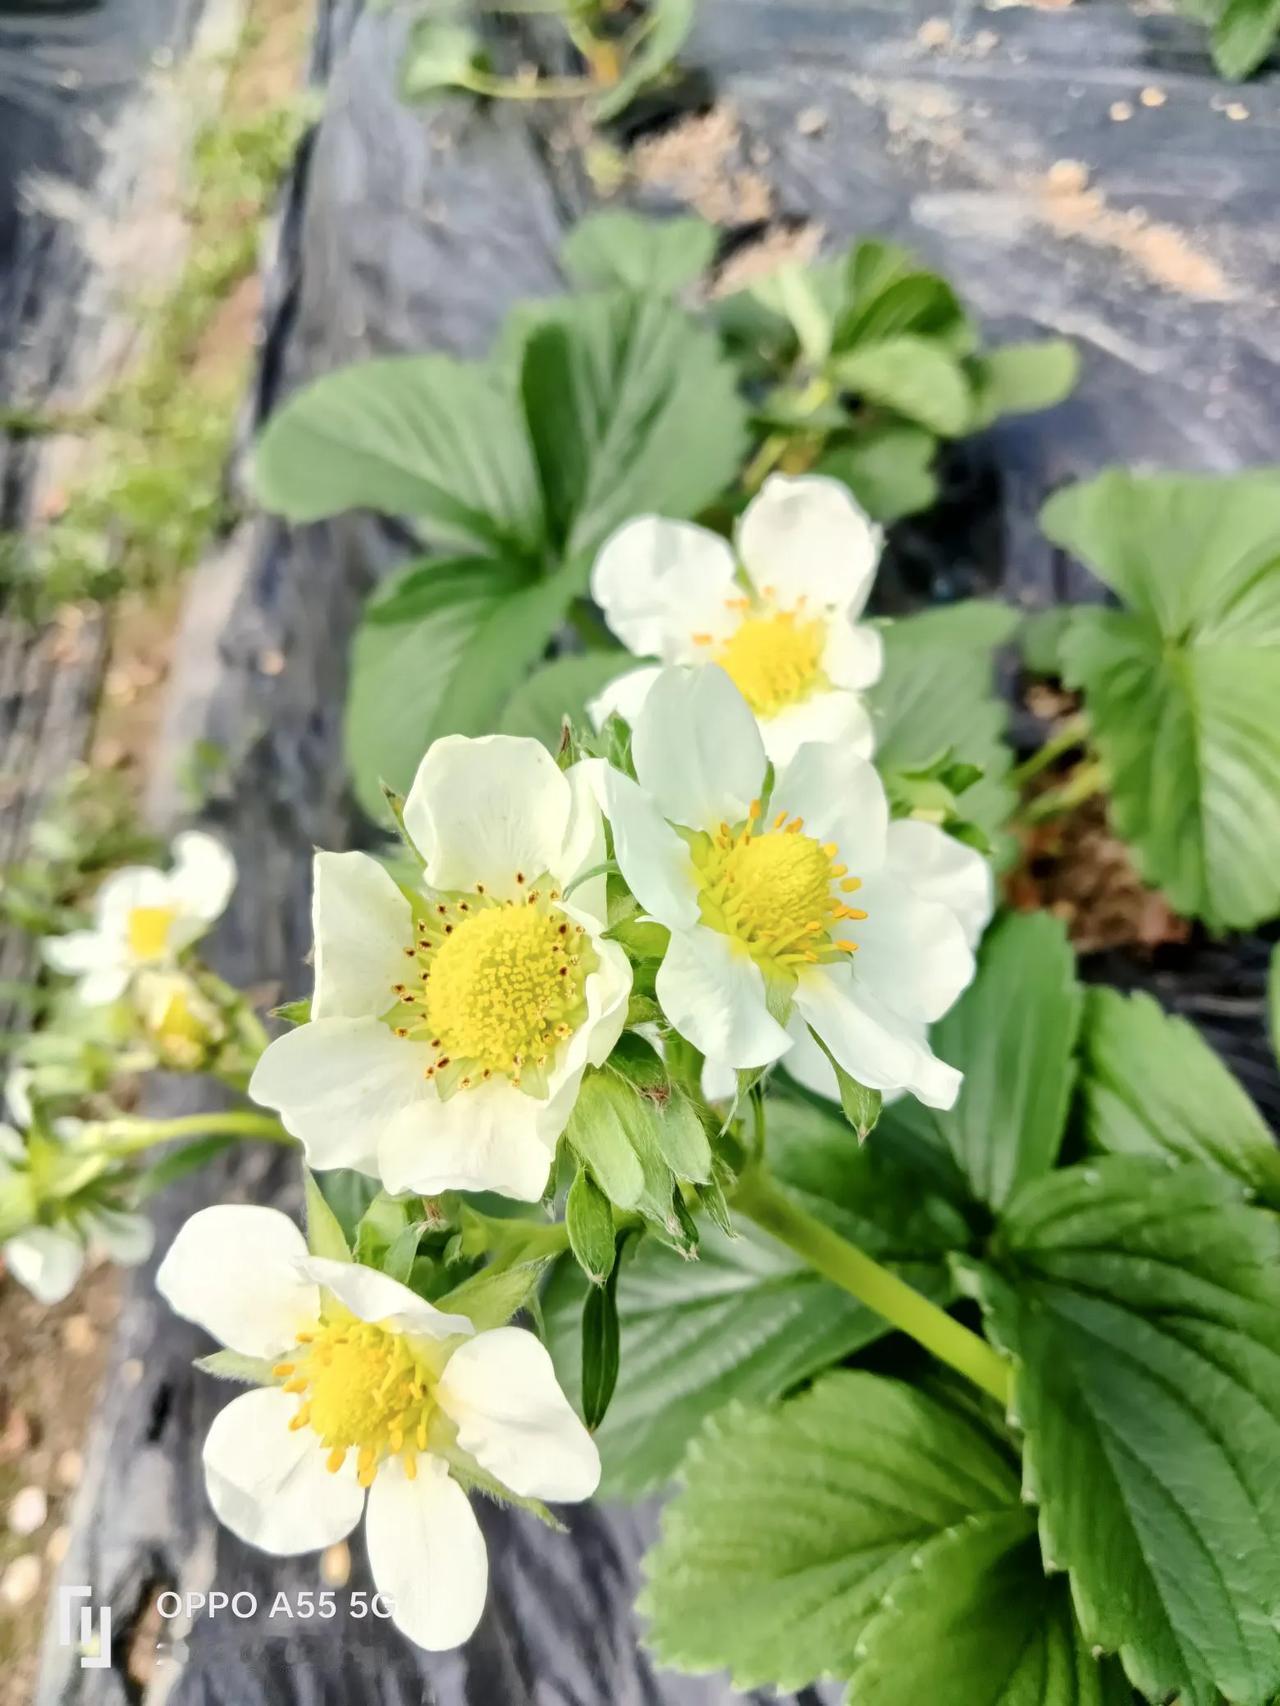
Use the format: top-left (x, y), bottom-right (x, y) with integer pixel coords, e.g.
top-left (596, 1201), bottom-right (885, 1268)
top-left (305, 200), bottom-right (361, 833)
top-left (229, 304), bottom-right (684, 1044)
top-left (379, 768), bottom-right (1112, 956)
top-left (1080, 985), bottom-right (1280, 1205)
top-left (641, 1372), bottom-right (1028, 1691)
top-left (847, 1508), bottom-right (1130, 1706)
top-left (830, 336), bottom-right (973, 436)
top-left (893, 912), bottom-right (1082, 1211)
top-left (253, 354), bottom-right (543, 557)
top-left (816, 424), bottom-right (939, 524)
top-left (1042, 469), bottom-right (1280, 929)
top-left (970, 1157), bottom-right (1280, 1706)
top-left (560, 210), bottom-right (715, 295)
top-left (967, 338), bottom-right (1079, 428)
top-left (345, 554), bottom-right (585, 819)
top-left (520, 290), bottom-right (747, 561)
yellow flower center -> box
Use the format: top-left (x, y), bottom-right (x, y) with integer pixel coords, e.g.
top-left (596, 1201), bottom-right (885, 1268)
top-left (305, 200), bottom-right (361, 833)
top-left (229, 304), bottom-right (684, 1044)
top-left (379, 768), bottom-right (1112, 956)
top-left (387, 879), bottom-right (594, 1096)
top-left (692, 801), bottom-right (867, 970)
top-left (127, 904), bottom-right (179, 961)
top-left (713, 607), bottom-right (828, 717)
top-left (275, 1317), bottom-right (447, 1488)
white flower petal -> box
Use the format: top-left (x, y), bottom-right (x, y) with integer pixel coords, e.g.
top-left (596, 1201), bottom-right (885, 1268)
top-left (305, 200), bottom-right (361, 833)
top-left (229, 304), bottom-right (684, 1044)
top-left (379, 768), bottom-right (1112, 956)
top-left (203, 1386), bottom-right (364, 1556)
top-left (557, 761), bottom-right (609, 924)
top-left (601, 768), bottom-right (699, 932)
top-left (631, 665), bottom-right (766, 831)
top-left (378, 1082), bottom-right (556, 1202)
top-left (823, 618), bottom-right (884, 691)
top-left (848, 871), bottom-right (975, 1023)
top-left (888, 819), bottom-right (994, 950)
top-left (93, 865), bottom-right (173, 928)
top-left (582, 938), bottom-right (632, 1068)
top-left (590, 516), bottom-right (738, 659)
top-left (3, 1070), bottom-right (33, 1131)
top-left (311, 851), bottom-right (414, 1022)
top-left (0, 1123), bottom-right (24, 1167)
top-left (4, 1227), bottom-right (84, 1305)
top-left (700, 1056), bottom-right (738, 1103)
top-left (771, 743), bottom-right (889, 875)
top-left (586, 664), bottom-right (661, 733)
top-left (794, 968), bottom-right (961, 1108)
top-left (40, 930), bottom-right (118, 977)
top-left (167, 831), bottom-right (237, 928)
top-left (366, 1456), bottom-right (487, 1651)
top-left (437, 1327), bottom-right (600, 1501)
top-left (738, 474), bottom-right (882, 614)
top-left (779, 1019), bottom-right (840, 1101)
top-left (157, 1205), bottom-right (318, 1358)
top-left (249, 1018), bottom-right (425, 1175)
top-left (656, 925), bottom-right (789, 1069)
top-left (297, 1257), bottom-right (473, 1340)
top-left (761, 690), bottom-right (876, 767)
top-left (86, 1208), bottom-right (154, 1267)
top-left (77, 965), bottom-right (131, 1006)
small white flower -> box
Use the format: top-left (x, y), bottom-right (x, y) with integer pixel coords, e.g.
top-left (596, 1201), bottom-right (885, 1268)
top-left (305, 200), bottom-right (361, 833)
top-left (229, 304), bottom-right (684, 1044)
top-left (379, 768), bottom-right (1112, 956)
top-left (604, 666), bottom-right (975, 1109)
top-left (157, 1205), bottom-right (600, 1652)
top-left (589, 474), bottom-right (883, 766)
top-left (780, 817), bottom-right (994, 1105)
top-left (0, 1076), bottom-right (153, 1305)
top-left (42, 831), bottom-right (237, 1007)
top-left (250, 736), bottom-right (631, 1202)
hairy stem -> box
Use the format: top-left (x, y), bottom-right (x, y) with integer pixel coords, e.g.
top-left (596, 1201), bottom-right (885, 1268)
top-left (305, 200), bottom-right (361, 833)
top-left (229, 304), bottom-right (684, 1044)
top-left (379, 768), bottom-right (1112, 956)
top-left (82, 1109), bottom-right (292, 1159)
top-left (732, 1167), bottom-right (1011, 1405)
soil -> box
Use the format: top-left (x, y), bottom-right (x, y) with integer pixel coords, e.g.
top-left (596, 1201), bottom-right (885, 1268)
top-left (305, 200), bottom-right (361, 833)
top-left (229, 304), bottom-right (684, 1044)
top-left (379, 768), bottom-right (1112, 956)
top-left (0, 1263), bottom-right (120, 1706)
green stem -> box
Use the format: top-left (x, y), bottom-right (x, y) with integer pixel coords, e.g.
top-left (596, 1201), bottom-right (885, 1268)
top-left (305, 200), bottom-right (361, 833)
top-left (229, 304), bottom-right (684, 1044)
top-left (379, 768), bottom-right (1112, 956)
top-left (458, 70), bottom-right (597, 100)
top-left (732, 1167), bottom-right (1010, 1405)
top-left (81, 1109), bottom-right (292, 1159)
top-left (1020, 758), bottom-right (1107, 826)
top-left (1010, 712), bottom-right (1089, 789)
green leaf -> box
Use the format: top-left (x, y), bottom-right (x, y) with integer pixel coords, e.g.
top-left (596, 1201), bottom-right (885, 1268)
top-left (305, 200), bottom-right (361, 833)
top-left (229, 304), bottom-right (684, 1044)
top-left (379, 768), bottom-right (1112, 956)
top-left (195, 1350), bottom-right (277, 1385)
top-left (305, 1169), bottom-right (352, 1262)
top-left (971, 1157), bottom-right (1280, 1706)
top-left (497, 650), bottom-right (630, 748)
top-left (816, 425), bottom-right (939, 523)
top-left (835, 250), bottom-right (972, 355)
top-left (560, 211), bottom-right (715, 295)
top-left (520, 291), bottom-right (747, 561)
top-left (566, 1166), bottom-right (616, 1284)
top-left (434, 1259), bottom-right (546, 1331)
top-left (316, 1168), bottom-right (379, 1246)
top-left (580, 1237), bottom-right (625, 1427)
top-left (398, 18), bottom-right (487, 97)
top-left (1270, 943), bottom-right (1280, 1066)
top-left (869, 603), bottom-right (1018, 840)
top-left (640, 1372), bottom-right (1024, 1691)
top-left (1042, 469), bottom-right (1280, 929)
top-left (899, 912), bottom-right (1082, 1211)
top-left (345, 555), bottom-right (584, 818)
top-left (253, 355), bottom-right (543, 556)
top-left (968, 339), bottom-right (1079, 428)
top-left (545, 1096), bottom-right (964, 1497)
top-left (1212, 0), bottom-right (1280, 78)
top-left (592, 0), bottom-right (695, 122)
top-left (830, 337), bottom-right (973, 437)
top-left (1080, 986), bottom-right (1280, 1204)
top-left (847, 1509), bottom-right (1130, 1706)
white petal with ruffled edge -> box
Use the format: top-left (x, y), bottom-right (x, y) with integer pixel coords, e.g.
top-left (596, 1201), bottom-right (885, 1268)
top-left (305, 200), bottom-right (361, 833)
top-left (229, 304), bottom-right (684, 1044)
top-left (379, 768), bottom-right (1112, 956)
top-left (770, 743), bottom-right (889, 876)
top-left (167, 831), bottom-right (237, 934)
top-left (437, 1327), bottom-right (600, 1501)
top-left (656, 925), bottom-right (789, 1070)
top-left (601, 769), bottom-right (699, 932)
top-left (4, 1227), bottom-right (84, 1305)
top-left (586, 664), bottom-right (662, 735)
top-left (737, 474), bottom-right (882, 614)
top-left (631, 664), bottom-right (765, 832)
top-left (311, 851), bottom-right (414, 1022)
top-left (377, 1080), bottom-right (558, 1202)
top-left (404, 736), bottom-right (571, 902)
top-left (249, 1017), bottom-right (428, 1175)
top-left (296, 1257), bottom-right (474, 1340)
top-left (157, 1204), bottom-right (319, 1357)
top-left (793, 968), bottom-right (961, 1108)
top-left (761, 689), bottom-right (876, 767)
top-left (365, 1456), bottom-right (488, 1651)
top-left (203, 1386), bottom-right (365, 1556)
top-left (889, 819), bottom-right (994, 950)
top-left (591, 516), bottom-right (738, 659)
top-left (843, 872), bottom-right (974, 1023)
